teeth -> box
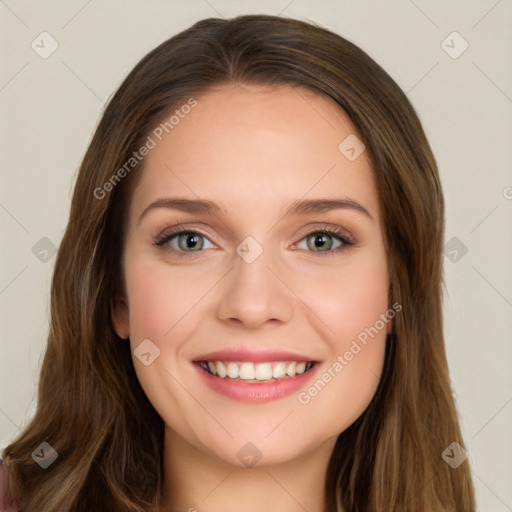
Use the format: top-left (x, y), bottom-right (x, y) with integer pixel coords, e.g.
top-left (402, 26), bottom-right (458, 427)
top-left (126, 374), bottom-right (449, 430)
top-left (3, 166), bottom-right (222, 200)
top-left (286, 362), bottom-right (296, 377)
top-left (202, 360), bottom-right (314, 381)
top-left (255, 363), bottom-right (273, 380)
top-left (239, 362), bottom-right (256, 380)
top-left (296, 362), bottom-right (306, 374)
top-left (216, 361), bottom-right (227, 378)
top-left (226, 362), bottom-right (239, 379)
top-left (272, 362), bottom-right (287, 379)
top-left (207, 361), bottom-right (217, 376)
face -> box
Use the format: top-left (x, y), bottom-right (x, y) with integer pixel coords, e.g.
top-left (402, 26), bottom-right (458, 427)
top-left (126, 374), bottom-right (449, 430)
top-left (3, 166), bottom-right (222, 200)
top-left (112, 83), bottom-right (390, 468)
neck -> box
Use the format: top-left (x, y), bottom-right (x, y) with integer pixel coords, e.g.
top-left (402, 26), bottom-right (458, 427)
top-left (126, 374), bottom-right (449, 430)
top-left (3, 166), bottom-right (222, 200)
top-left (159, 427), bottom-right (335, 512)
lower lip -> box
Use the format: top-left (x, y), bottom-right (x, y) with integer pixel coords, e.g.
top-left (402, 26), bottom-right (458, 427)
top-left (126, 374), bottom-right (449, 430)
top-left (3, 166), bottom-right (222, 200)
top-left (193, 363), bottom-right (320, 403)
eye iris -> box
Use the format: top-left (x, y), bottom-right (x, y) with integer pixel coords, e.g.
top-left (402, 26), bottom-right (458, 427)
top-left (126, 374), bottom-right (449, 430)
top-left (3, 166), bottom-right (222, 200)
top-left (179, 233), bottom-right (203, 251)
top-left (307, 233), bottom-right (332, 251)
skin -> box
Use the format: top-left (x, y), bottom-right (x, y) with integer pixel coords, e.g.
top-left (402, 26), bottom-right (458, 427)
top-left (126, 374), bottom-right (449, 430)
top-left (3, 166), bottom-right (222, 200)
top-left (112, 83), bottom-right (390, 512)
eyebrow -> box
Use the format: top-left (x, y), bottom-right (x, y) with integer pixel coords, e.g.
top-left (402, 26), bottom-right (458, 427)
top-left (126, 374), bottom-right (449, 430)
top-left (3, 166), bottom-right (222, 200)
top-left (137, 197), bottom-right (373, 226)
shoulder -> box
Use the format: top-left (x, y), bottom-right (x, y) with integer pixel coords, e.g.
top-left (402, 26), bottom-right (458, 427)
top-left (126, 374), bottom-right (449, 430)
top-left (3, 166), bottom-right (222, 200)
top-left (0, 459), bottom-right (17, 512)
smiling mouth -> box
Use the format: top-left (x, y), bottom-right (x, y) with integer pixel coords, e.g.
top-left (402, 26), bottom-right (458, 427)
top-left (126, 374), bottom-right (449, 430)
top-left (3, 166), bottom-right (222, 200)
top-left (197, 360), bottom-right (316, 383)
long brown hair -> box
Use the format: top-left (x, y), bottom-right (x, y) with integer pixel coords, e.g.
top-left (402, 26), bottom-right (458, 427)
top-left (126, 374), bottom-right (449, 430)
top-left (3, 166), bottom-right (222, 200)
top-left (2, 14), bottom-right (475, 511)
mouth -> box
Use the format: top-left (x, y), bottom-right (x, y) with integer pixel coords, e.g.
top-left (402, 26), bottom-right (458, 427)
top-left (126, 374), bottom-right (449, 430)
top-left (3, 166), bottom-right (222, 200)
top-left (196, 360), bottom-right (316, 383)
top-left (191, 348), bottom-right (321, 402)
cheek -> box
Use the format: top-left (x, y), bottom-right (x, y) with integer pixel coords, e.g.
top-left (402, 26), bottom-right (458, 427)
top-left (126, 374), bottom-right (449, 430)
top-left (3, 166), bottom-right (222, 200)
top-left (122, 259), bottom-right (211, 434)
top-left (303, 250), bottom-right (390, 344)
top-left (123, 258), bottom-right (211, 339)
top-left (293, 252), bottom-right (389, 428)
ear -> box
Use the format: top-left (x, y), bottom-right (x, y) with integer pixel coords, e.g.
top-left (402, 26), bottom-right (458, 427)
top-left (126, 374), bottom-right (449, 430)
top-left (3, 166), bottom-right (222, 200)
top-left (111, 293), bottom-right (130, 340)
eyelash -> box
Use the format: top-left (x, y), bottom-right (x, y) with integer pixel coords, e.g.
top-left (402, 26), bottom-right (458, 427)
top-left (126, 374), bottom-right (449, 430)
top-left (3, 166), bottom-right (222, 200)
top-left (153, 225), bottom-right (355, 258)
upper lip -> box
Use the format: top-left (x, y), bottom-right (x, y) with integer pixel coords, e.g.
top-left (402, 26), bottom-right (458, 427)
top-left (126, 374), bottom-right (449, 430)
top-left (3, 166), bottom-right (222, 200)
top-left (193, 347), bottom-right (320, 363)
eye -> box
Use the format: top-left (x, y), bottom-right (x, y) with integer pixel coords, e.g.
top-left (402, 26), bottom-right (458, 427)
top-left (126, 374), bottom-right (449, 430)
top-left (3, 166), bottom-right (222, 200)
top-left (154, 225), bottom-right (355, 257)
top-left (154, 229), bottom-right (215, 254)
top-left (293, 227), bottom-right (354, 255)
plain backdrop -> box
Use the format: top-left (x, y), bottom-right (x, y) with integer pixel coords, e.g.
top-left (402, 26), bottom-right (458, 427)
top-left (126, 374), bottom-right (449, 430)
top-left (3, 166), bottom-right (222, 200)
top-left (1, 1), bottom-right (511, 510)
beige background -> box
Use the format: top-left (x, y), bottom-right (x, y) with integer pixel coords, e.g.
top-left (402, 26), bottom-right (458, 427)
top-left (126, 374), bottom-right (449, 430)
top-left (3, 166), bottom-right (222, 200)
top-left (1, 1), bottom-right (511, 510)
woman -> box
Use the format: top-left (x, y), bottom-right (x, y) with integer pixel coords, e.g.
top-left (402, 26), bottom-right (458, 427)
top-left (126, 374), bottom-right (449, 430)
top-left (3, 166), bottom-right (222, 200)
top-left (1, 14), bottom-right (475, 511)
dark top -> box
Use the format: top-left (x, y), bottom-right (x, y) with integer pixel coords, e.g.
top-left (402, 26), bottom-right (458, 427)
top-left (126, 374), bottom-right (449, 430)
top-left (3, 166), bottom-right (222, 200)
top-left (0, 459), bottom-right (16, 512)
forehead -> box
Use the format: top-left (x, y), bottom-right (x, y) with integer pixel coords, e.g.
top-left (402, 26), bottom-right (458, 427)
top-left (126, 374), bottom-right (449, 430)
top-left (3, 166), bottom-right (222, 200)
top-left (129, 83), bottom-right (379, 227)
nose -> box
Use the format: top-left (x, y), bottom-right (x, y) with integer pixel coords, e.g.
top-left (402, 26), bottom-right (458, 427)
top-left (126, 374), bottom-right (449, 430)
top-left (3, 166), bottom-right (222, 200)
top-left (215, 245), bottom-right (294, 329)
